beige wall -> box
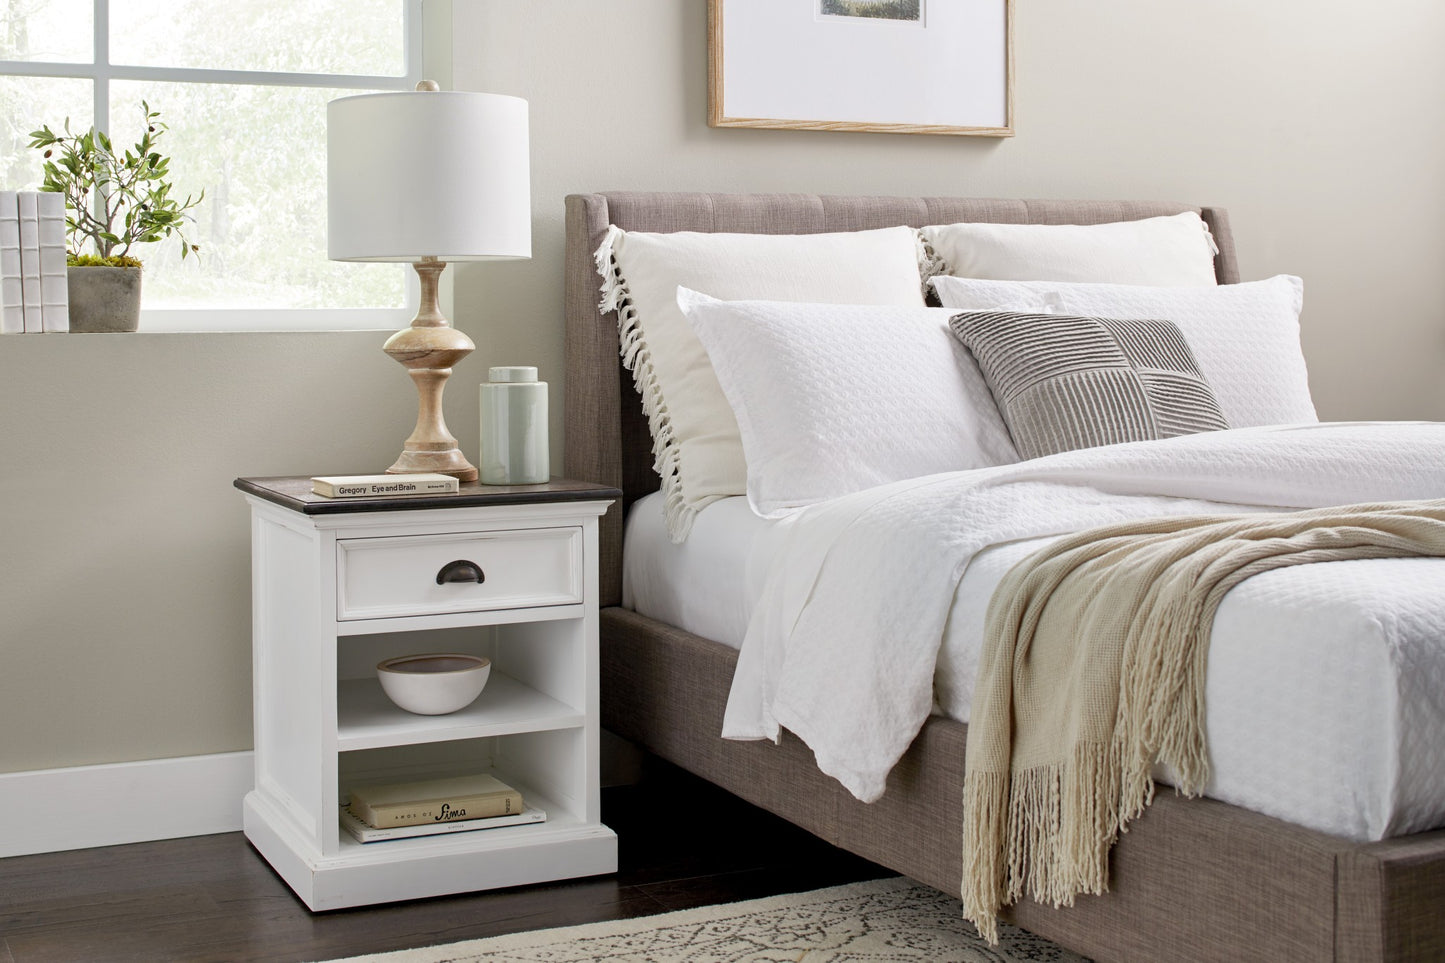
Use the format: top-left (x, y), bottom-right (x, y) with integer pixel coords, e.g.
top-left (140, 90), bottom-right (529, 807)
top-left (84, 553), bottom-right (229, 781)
top-left (0, 334), bottom-right (431, 771)
top-left (455, 0), bottom-right (1445, 439)
top-left (3, 0), bottom-right (1443, 775)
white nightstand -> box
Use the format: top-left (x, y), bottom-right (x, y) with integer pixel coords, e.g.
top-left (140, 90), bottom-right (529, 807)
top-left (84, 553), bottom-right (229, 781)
top-left (234, 476), bottom-right (620, 911)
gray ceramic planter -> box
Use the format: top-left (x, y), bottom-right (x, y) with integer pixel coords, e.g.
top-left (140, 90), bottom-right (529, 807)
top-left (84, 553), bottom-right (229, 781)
top-left (67, 265), bottom-right (142, 333)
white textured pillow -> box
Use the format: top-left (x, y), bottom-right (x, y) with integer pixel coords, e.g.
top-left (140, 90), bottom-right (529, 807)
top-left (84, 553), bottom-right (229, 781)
top-left (920, 212), bottom-right (1219, 287)
top-left (931, 274), bottom-right (1316, 428)
top-left (677, 289), bottom-right (1018, 518)
top-left (597, 225), bottom-right (925, 540)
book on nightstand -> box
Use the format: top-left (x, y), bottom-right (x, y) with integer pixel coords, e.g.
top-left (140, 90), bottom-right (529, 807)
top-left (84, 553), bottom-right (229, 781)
top-left (311, 472), bottom-right (459, 498)
top-left (347, 773), bottom-right (526, 829)
top-left (340, 804), bottom-right (546, 843)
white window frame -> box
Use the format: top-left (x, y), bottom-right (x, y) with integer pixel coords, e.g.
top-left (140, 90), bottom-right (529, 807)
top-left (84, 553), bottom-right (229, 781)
top-left (0, 0), bottom-right (426, 332)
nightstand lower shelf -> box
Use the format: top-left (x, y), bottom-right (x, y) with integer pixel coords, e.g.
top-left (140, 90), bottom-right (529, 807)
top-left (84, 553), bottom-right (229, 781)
top-left (245, 790), bottom-right (617, 911)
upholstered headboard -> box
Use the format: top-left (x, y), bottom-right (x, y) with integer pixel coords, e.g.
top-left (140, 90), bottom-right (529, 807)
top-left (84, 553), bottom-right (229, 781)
top-left (562, 192), bottom-right (1240, 605)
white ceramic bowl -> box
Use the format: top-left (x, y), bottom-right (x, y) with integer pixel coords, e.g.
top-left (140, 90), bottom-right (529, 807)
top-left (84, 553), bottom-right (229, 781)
top-left (376, 653), bottom-right (491, 715)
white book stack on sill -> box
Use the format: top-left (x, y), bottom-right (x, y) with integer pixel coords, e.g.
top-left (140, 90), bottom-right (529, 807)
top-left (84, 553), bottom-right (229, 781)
top-left (37, 191), bottom-right (68, 333)
top-left (1, 191), bottom-right (73, 334)
top-left (0, 191), bottom-right (21, 334)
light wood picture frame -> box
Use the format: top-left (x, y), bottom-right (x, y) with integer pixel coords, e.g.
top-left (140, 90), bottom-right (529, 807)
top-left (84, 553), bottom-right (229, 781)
top-left (708, 0), bottom-right (1013, 137)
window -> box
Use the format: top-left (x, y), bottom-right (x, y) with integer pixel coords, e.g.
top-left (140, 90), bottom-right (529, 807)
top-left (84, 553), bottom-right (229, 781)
top-left (0, 0), bottom-right (424, 331)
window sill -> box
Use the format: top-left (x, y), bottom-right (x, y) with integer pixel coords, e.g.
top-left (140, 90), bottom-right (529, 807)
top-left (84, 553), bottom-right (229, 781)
top-left (138, 308), bottom-right (412, 333)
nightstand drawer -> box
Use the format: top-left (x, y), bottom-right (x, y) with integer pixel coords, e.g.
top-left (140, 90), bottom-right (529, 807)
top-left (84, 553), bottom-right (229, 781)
top-left (336, 527), bottom-right (583, 621)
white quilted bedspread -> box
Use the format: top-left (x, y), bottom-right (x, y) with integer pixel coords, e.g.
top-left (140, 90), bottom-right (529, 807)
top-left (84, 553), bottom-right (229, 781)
top-left (722, 422), bottom-right (1445, 839)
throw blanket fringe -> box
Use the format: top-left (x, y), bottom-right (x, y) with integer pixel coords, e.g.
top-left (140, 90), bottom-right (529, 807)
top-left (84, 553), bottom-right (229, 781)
top-left (962, 500), bottom-right (1445, 943)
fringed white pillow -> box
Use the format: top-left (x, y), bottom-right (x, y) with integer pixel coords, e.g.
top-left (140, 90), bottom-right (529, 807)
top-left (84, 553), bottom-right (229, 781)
top-left (919, 212), bottom-right (1220, 289)
top-left (595, 225), bottom-right (926, 541)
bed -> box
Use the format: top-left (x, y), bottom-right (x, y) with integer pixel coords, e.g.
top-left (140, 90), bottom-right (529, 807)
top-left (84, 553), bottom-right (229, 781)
top-left (562, 191), bottom-right (1445, 962)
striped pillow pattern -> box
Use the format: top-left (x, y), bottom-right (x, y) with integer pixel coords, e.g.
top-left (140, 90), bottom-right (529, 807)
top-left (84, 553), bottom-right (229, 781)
top-left (948, 310), bottom-right (1229, 459)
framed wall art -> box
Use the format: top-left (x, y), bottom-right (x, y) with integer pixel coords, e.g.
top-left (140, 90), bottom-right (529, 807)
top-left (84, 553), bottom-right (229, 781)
top-left (708, 0), bottom-right (1013, 137)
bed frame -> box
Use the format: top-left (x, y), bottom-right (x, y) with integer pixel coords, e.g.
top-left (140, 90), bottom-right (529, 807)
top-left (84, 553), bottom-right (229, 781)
top-left (562, 191), bottom-right (1445, 962)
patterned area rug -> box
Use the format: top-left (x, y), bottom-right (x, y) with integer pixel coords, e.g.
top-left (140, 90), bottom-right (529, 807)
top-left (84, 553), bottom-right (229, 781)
top-left (322, 877), bottom-right (1089, 962)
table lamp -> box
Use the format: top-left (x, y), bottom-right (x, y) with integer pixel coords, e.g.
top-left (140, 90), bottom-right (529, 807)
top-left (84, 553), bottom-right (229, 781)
top-left (327, 81), bottom-right (531, 481)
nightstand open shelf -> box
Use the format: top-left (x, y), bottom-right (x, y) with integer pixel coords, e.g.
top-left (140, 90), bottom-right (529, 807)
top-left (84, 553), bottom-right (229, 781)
top-left (235, 477), bottom-right (620, 911)
top-left (337, 673), bottom-right (585, 751)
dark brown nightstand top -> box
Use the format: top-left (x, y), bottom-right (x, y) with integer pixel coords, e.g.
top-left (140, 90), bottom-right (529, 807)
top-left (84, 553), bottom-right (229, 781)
top-left (234, 476), bottom-right (621, 515)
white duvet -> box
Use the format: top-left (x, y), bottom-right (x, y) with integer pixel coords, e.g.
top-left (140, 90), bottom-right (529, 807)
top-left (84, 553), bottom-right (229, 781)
top-left (722, 422), bottom-right (1445, 840)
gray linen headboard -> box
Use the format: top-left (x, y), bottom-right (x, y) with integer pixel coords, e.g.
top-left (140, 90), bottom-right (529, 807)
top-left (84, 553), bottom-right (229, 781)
top-left (563, 192), bottom-right (1240, 606)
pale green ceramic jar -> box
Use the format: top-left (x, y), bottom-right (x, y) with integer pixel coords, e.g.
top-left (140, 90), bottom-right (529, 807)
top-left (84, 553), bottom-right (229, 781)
top-left (479, 366), bottom-right (549, 485)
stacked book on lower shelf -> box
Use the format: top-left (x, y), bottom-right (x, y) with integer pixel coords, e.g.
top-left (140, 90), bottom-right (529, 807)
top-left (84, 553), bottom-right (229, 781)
top-left (343, 773), bottom-right (546, 844)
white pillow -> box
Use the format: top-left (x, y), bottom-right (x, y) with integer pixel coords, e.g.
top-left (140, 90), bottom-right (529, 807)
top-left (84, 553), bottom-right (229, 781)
top-left (596, 225), bottom-right (925, 541)
top-left (920, 212), bottom-right (1219, 287)
top-left (677, 289), bottom-right (1018, 518)
top-left (930, 274), bottom-right (1316, 428)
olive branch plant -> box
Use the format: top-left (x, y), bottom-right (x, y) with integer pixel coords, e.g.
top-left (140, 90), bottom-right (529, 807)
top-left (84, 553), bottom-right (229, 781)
top-left (28, 102), bottom-right (203, 268)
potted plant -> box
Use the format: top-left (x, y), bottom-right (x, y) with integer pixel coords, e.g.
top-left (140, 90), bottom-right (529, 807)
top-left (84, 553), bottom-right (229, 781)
top-left (28, 102), bottom-right (202, 332)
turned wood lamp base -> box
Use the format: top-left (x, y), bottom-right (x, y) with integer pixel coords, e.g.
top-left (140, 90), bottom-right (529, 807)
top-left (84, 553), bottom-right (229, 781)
top-left (383, 257), bottom-right (478, 482)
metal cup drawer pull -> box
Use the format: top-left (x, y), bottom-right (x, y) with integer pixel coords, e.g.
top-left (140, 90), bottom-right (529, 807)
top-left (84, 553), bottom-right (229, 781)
top-left (435, 559), bottom-right (486, 585)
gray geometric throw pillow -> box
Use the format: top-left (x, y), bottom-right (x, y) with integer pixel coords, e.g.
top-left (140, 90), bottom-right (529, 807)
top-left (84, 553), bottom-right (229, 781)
top-left (948, 310), bottom-right (1229, 459)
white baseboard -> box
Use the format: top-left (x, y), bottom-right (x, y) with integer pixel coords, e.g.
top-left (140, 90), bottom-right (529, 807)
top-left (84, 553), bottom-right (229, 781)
top-left (0, 751), bottom-right (254, 858)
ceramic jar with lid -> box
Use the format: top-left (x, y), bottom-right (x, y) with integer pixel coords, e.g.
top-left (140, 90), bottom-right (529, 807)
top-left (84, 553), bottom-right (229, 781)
top-left (479, 366), bottom-right (549, 485)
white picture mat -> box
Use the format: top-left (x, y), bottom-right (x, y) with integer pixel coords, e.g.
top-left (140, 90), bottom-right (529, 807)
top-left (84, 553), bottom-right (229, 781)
top-left (720, 0), bottom-right (1007, 129)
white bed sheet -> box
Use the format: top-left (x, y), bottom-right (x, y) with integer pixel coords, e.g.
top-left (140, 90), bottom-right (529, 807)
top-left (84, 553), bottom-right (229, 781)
top-left (622, 491), bottom-right (788, 650)
top-left (624, 482), bottom-right (1445, 842)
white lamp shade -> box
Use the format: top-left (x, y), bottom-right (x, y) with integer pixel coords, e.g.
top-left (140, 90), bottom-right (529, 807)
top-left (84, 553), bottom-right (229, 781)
top-left (327, 90), bottom-right (531, 262)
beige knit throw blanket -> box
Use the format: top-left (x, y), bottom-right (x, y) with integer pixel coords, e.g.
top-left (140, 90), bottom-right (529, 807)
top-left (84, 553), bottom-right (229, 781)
top-left (961, 499), bottom-right (1445, 942)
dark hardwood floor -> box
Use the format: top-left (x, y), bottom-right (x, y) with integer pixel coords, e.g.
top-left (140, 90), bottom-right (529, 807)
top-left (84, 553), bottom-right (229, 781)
top-left (0, 762), bottom-right (889, 963)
